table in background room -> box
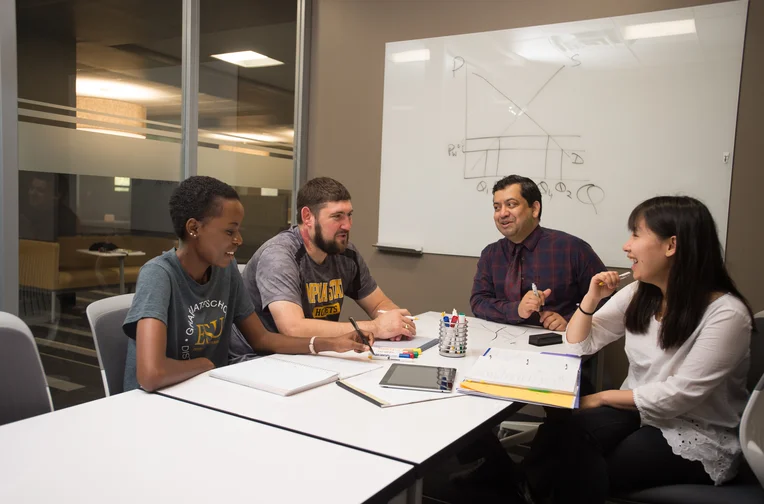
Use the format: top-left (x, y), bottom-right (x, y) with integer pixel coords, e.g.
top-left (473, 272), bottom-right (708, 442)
top-left (76, 249), bottom-right (145, 294)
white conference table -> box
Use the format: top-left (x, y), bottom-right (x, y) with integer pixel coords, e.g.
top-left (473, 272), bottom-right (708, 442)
top-left (0, 390), bottom-right (415, 504)
top-left (157, 312), bottom-right (568, 482)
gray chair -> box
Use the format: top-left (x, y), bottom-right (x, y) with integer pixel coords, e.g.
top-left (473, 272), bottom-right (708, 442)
top-left (0, 312), bottom-right (53, 425)
top-left (740, 311), bottom-right (764, 488)
top-left (741, 373), bottom-right (764, 488)
top-left (86, 294), bottom-right (134, 396)
top-left (610, 313), bottom-right (764, 503)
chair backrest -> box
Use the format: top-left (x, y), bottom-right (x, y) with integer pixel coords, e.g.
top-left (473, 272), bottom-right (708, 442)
top-left (86, 294), bottom-right (134, 396)
top-left (237, 263), bottom-right (246, 274)
top-left (0, 312), bottom-right (53, 425)
top-left (751, 313), bottom-right (764, 391)
top-left (740, 372), bottom-right (764, 487)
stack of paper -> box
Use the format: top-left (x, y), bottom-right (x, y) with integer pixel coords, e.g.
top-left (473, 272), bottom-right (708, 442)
top-left (457, 348), bottom-right (581, 408)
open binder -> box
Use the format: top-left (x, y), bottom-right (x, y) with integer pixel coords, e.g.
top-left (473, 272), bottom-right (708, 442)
top-left (457, 348), bottom-right (581, 408)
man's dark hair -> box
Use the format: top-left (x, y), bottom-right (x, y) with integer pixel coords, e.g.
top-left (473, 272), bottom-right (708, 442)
top-left (296, 177), bottom-right (352, 224)
top-left (169, 176), bottom-right (240, 239)
top-left (492, 175), bottom-right (543, 219)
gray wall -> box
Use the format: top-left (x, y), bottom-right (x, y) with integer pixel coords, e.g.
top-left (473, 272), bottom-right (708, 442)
top-left (307, 0), bottom-right (764, 385)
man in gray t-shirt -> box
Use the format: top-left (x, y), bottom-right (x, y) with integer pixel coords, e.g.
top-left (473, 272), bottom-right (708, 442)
top-left (123, 249), bottom-right (254, 391)
top-left (230, 177), bottom-right (416, 361)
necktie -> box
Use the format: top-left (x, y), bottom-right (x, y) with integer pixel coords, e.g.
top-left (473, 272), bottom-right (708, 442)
top-left (506, 243), bottom-right (522, 302)
top-left (508, 242), bottom-right (540, 325)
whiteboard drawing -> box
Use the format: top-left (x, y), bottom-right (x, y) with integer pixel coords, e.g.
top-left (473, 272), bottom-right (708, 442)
top-left (377, 1), bottom-right (748, 265)
top-left (450, 57), bottom-right (605, 213)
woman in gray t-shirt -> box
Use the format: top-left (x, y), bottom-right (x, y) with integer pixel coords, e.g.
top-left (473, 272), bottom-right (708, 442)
top-left (123, 176), bottom-right (372, 392)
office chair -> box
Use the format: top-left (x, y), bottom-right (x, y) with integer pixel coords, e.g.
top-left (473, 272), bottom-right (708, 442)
top-left (609, 314), bottom-right (764, 503)
top-left (741, 312), bottom-right (764, 488)
top-left (0, 312), bottom-right (53, 425)
top-left (86, 294), bottom-right (134, 396)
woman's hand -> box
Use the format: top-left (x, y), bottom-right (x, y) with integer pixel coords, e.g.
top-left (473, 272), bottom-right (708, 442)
top-left (587, 271), bottom-right (623, 302)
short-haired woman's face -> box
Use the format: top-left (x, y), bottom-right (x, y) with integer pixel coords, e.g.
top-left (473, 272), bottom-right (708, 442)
top-left (194, 198), bottom-right (245, 268)
top-left (622, 218), bottom-right (675, 287)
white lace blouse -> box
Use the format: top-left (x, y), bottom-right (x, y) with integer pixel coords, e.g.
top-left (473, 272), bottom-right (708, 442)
top-left (565, 282), bottom-right (752, 484)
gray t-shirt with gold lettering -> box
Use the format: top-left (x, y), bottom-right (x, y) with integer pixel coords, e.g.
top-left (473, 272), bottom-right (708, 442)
top-left (122, 249), bottom-right (255, 391)
top-left (229, 226), bottom-right (377, 361)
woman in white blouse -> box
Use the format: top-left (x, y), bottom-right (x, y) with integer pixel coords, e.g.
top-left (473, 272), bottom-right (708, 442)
top-left (520, 196), bottom-right (754, 504)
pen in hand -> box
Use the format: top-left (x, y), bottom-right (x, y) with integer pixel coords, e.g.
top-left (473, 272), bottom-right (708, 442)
top-left (532, 282), bottom-right (544, 309)
top-left (598, 271), bottom-right (632, 286)
top-left (349, 316), bottom-right (375, 356)
top-left (377, 310), bottom-right (418, 321)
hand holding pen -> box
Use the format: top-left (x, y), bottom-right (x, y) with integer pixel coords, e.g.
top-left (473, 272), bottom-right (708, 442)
top-left (589, 271), bottom-right (631, 300)
top-left (518, 283), bottom-right (552, 319)
top-left (348, 317), bottom-right (375, 355)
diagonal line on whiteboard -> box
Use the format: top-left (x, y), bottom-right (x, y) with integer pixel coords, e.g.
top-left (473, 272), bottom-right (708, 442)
top-left (469, 149), bottom-right (488, 175)
top-left (525, 65), bottom-right (565, 109)
top-left (471, 72), bottom-right (572, 160)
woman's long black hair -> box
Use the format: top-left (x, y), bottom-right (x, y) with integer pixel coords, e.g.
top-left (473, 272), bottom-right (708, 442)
top-left (623, 196), bottom-right (753, 349)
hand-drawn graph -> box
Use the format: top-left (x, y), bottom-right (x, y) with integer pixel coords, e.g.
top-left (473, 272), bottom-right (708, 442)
top-left (448, 57), bottom-right (605, 213)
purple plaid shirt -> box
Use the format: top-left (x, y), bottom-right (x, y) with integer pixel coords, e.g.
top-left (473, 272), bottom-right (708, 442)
top-left (470, 226), bottom-right (606, 325)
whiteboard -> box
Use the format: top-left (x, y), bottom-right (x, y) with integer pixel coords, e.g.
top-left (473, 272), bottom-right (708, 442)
top-left (378, 1), bottom-right (747, 267)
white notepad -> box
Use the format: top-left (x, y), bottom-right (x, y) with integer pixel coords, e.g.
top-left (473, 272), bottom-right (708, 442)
top-left (210, 355), bottom-right (382, 396)
top-left (268, 354), bottom-right (381, 380)
top-left (210, 356), bottom-right (338, 396)
top-left (465, 348), bottom-right (581, 394)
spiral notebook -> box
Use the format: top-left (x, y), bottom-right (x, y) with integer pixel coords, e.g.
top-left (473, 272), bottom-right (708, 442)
top-left (210, 355), bottom-right (380, 396)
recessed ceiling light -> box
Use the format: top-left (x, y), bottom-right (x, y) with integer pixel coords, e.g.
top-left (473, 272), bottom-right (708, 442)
top-left (211, 50), bottom-right (284, 68)
top-left (622, 19), bottom-right (696, 40)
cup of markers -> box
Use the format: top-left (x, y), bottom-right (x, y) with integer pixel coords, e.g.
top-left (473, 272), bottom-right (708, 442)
top-left (439, 309), bottom-right (467, 358)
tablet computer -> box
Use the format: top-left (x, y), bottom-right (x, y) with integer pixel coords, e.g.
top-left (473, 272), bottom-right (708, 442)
top-left (379, 363), bottom-right (457, 393)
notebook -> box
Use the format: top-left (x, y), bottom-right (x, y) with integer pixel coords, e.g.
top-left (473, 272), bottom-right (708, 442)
top-left (457, 348), bottom-right (581, 409)
top-left (210, 355), bottom-right (380, 396)
top-left (464, 348), bottom-right (580, 393)
top-left (267, 354), bottom-right (381, 380)
top-left (458, 381), bottom-right (580, 409)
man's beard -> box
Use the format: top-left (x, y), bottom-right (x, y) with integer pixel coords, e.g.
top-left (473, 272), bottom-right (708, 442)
top-left (314, 221), bottom-right (348, 255)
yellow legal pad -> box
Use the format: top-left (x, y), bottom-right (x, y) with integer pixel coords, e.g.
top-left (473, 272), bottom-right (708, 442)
top-left (458, 380), bottom-right (577, 409)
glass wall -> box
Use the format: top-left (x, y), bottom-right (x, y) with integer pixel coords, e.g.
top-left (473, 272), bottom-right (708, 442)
top-left (197, 1), bottom-right (297, 262)
top-left (14, 0), bottom-right (298, 409)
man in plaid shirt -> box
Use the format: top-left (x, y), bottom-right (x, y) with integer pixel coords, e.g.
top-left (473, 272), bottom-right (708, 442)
top-left (470, 175), bottom-right (605, 332)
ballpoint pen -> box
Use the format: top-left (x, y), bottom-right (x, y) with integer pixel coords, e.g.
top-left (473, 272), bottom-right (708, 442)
top-left (349, 316), bottom-right (375, 356)
top-left (532, 282), bottom-right (544, 307)
top-left (598, 271), bottom-right (632, 286)
top-left (377, 310), bottom-right (418, 321)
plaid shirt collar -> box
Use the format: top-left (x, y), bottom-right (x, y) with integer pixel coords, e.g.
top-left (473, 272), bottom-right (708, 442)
top-left (507, 224), bottom-right (544, 254)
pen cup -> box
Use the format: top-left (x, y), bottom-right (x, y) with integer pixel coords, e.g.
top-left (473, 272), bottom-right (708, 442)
top-left (438, 319), bottom-right (467, 358)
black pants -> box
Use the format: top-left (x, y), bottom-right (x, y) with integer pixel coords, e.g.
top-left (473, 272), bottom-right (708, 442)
top-left (522, 406), bottom-right (713, 503)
